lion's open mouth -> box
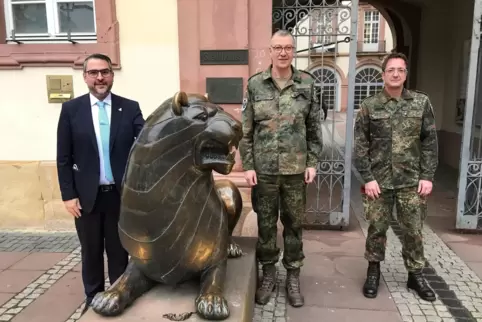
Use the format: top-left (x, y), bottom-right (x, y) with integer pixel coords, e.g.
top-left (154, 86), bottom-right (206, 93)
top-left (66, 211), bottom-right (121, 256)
top-left (200, 139), bottom-right (237, 165)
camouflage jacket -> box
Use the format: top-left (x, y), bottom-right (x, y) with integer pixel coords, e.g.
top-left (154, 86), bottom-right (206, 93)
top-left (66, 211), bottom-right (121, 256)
top-left (354, 88), bottom-right (439, 190)
top-left (239, 65), bottom-right (323, 175)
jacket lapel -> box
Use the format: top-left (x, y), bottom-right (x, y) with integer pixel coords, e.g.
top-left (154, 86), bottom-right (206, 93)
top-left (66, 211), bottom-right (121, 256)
top-left (109, 93), bottom-right (123, 152)
top-left (82, 94), bottom-right (99, 153)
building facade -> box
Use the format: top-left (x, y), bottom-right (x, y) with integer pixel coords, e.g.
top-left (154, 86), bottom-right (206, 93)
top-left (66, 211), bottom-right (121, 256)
top-left (291, 2), bottom-right (393, 112)
top-left (0, 0), bottom-right (181, 229)
top-left (0, 0), bottom-right (481, 231)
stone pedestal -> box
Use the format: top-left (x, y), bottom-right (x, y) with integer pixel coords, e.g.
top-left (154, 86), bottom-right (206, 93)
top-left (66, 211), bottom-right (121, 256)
top-left (79, 237), bottom-right (258, 322)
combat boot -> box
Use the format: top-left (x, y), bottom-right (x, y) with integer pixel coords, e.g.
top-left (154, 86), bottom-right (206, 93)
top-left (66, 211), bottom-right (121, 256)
top-left (363, 261), bottom-right (380, 298)
top-left (286, 269), bottom-right (304, 307)
top-left (255, 265), bottom-right (277, 305)
top-left (407, 271), bottom-right (436, 302)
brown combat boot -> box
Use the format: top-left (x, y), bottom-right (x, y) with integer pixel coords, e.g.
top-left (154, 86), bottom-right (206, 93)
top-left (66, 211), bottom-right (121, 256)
top-left (286, 269), bottom-right (304, 307)
top-left (407, 271), bottom-right (436, 302)
top-left (363, 261), bottom-right (380, 298)
top-left (255, 265), bottom-right (277, 305)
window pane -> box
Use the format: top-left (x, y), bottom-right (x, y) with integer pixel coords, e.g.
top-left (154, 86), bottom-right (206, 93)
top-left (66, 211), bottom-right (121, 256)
top-left (57, 1), bottom-right (95, 33)
top-left (12, 3), bottom-right (48, 34)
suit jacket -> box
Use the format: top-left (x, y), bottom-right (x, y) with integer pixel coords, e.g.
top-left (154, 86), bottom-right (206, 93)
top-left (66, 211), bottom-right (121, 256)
top-left (56, 93), bottom-right (145, 214)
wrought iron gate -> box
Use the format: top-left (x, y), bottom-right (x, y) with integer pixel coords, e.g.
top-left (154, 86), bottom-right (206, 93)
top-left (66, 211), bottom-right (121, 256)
top-left (456, 0), bottom-right (482, 229)
top-left (272, 0), bottom-right (359, 228)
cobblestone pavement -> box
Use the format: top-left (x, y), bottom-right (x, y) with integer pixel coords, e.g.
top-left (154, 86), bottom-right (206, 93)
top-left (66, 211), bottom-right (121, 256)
top-left (0, 231), bottom-right (79, 253)
top-left (253, 252), bottom-right (287, 322)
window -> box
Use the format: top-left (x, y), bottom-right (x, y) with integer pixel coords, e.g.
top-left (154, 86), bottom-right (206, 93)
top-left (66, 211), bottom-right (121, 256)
top-left (363, 11), bottom-right (379, 44)
top-left (314, 9), bottom-right (333, 46)
top-left (4, 0), bottom-right (96, 41)
top-left (0, 0), bottom-right (119, 69)
top-left (311, 67), bottom-right (339, 111)
top-left (354, 67), bottom-right (384, 109)
top-left (362, 10), bottom-right (379, 52)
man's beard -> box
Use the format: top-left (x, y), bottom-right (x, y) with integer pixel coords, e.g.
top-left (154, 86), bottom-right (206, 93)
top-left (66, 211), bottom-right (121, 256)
top-left (91, 83), bottom-right (112, 95)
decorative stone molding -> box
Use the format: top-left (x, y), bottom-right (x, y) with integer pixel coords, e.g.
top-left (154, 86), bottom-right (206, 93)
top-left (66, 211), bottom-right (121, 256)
top-left (0, 0), bottom-right (120, 69)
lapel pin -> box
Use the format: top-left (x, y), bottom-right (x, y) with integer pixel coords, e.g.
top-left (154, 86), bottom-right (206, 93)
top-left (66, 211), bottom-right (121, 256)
top-left (118, 108), bottom-right (122, 111)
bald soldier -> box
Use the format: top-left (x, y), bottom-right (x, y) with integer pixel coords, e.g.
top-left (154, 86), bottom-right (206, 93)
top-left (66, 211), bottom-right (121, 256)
top-left (354, 52), bottom-right (438, 302)
top-left (239, 30), bottom-right (324, 307)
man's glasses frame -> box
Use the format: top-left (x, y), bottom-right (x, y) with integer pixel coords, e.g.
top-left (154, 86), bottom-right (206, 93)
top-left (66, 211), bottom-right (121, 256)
top-left (85, 69), bottom-right (113, 78)
top-left (271, 45), bottom-right (295, 53)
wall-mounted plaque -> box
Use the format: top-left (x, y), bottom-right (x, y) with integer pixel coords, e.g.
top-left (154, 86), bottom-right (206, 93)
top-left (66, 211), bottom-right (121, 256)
top-left (200, 50), bottom-right (249, 65)
top-left (206, 77), bottom-right (244, 104)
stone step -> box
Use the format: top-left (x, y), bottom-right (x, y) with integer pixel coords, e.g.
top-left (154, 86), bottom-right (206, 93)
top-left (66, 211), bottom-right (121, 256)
top-left (79, 236), bottom-right (258, 322)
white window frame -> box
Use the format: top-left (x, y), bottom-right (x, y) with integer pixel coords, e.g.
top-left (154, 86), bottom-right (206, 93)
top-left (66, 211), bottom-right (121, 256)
top-left (362, 10), bottom-right (380, 52)
top-left (310, 66), bottom-right (341, 112)
top-left (4, 0), bottom-right (97, 42)
top-left (354, 66), bottom-right (384, 109)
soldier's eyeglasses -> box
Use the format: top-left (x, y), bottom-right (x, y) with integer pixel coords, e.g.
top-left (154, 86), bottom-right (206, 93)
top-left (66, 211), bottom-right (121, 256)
top-left (85, 69), bottom-right (112, 78)
top-left (385, 68), bottom-right (407, 75)
top-left (271, 45), bottom-right (295, 53)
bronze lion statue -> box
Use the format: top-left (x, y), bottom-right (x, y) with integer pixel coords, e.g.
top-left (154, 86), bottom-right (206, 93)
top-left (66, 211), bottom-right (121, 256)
top-left (90, 92), bottom-right (244, 320)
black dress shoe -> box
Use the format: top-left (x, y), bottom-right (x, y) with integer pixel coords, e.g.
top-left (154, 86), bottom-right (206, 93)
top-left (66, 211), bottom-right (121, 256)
top-left (81, 298), bottom-right (93, 315)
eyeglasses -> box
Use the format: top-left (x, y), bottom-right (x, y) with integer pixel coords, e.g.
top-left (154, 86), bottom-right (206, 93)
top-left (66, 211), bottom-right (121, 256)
top-left (271, 45), bottom-right (295, 53)
top-left (384, 68), bottom-right (407, 75)
top-left (85, 69), bottom-right (112, 78)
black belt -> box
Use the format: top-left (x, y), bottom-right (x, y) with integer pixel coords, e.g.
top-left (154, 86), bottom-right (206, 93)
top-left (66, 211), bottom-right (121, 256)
top-left (99, 184), bottom-right (115, 192)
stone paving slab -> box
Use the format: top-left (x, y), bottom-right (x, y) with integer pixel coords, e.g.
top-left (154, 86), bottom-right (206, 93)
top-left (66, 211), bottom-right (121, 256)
top-left (0, 269), bottom-right (45, 294)
top-left (0, 295), bottom-right (13, 308)
top-left (0, 254), bottom-right (29, 271)
top-left (9, 253), bottom-right (69, 271)
top-left (11, 272), bottom-right (84, 322)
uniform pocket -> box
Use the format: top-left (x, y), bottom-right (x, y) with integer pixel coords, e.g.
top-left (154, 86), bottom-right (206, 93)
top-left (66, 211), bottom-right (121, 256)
top-left (290, 90), bottom-right (311, 120)
top-left (401, 109), bottom-right (423, 136)
top-left (369, 111), bottom-right (391, 139)
top-left (362, 193), bottom-right (371, 221)
top-left (254, 94), bottom-right (276, 122)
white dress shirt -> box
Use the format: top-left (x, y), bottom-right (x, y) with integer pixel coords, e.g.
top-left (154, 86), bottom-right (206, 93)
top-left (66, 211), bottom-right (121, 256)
top-left (89, 93), bottom-right (115, 185)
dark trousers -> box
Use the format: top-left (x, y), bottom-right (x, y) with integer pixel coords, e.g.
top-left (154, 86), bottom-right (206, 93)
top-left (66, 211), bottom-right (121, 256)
top-left (75, 186), bottom-right (128, 301)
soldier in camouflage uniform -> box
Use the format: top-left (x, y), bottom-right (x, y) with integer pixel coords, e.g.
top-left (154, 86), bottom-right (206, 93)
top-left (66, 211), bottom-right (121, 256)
top-left (239, 30), bottom-right (324, 307)
top-left (354, 52), bottom-right (438, 302)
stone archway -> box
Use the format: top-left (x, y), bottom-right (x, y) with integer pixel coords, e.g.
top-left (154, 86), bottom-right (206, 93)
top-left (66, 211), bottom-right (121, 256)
top-left (367, 0), bottom-right (421, 88)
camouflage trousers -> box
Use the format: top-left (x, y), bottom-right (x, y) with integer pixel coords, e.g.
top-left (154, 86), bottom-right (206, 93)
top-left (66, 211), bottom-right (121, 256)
top-left (252, 173), bottom-right (306, 270)
top-left (363, 186), bottom-right (428, 272)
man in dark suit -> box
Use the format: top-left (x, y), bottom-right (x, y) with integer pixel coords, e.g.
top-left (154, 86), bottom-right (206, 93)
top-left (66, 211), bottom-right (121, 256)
top-left (56, 53), bottom-right (145, 308)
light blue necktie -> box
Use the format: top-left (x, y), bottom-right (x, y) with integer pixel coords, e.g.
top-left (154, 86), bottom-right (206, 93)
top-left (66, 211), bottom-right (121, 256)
top-left (97, 101), bottom-right (114, 182)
